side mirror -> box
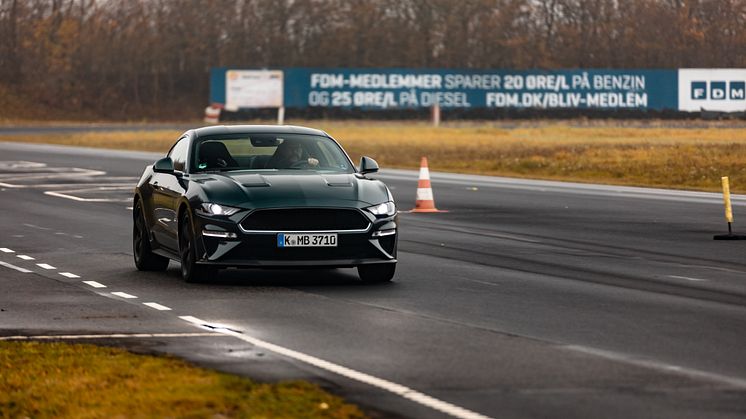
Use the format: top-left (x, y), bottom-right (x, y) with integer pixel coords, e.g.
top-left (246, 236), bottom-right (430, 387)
top-left (153, 157), bottom-right (175, 174)
top-left (358, 156), bottom-right (379, 174)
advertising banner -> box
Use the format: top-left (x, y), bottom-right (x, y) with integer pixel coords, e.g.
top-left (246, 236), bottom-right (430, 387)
top-left (282, 68), bottom-right (677, 110)
top-left (678, 69), bottom-right (746, 112)
top-left (209, 67), bottom-right (746, 112)
top-left (224, 70), bottom-right (283, 111)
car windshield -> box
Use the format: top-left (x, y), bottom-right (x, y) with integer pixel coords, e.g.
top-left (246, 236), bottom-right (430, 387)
top-left (191, 134), bottom-right (354, 174)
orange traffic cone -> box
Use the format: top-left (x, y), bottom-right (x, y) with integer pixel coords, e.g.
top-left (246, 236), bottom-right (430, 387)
top-left (410, 157), bottom-right (447, 213)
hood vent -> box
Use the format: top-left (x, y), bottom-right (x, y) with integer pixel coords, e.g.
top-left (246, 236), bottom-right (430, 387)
top-left (239, 174), bottom-right (270, 187)
top-left (322, 175), bottom-right (353, 187)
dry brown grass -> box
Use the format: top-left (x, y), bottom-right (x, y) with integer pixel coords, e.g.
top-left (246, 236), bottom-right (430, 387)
top-left (322, 123), bottom-right (746, 192)
top-left (0, 341), bottom-right (365, 419)
top-left (2, 121), bottom-right (746, 192)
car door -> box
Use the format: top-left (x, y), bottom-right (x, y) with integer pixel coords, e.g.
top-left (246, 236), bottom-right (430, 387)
top-left (150, 136), bottom-right (189, 251)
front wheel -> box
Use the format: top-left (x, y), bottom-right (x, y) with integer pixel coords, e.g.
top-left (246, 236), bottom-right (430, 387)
top-left (133, 201), bottom-right (169, 271)
top-left (179, 212), bottom-right (216, 283)
top-left (358, 263), bottom-right (396, 283)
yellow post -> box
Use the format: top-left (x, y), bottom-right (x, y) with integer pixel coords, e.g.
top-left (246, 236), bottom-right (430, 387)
top-left (714, 176), bottom-right (746, 239)
top-left (722, 176), bottom-right (734, 224)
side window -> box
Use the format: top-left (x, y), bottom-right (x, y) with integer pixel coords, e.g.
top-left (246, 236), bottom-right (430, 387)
top-left (168, 137), bottom-right (189, 172)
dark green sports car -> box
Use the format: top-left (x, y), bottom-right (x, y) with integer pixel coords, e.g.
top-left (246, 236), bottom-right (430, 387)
top-left (133, 125), bottom-right (397, 283)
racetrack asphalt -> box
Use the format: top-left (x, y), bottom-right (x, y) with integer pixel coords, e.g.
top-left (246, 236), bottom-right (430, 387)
top-left (1, 141), bottom-right (746, 419)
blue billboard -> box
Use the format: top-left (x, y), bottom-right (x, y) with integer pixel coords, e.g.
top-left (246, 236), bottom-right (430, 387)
top-left (211, 68), bottom-right (680, 111)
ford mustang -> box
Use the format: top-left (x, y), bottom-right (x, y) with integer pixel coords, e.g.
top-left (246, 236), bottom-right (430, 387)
top-left (133, 125), bottom-right (397, 283)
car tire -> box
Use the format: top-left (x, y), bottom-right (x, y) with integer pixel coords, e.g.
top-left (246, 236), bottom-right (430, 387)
top-left (357, 263), bottom-right (396, 283)
top-left (179, 211), bottom-right (216, 283)
top-left (133, 201), bottom-right (169, 271)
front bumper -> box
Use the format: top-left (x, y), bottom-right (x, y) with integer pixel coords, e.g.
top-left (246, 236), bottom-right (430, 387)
top-left (192, 208), bottom-right (397, 268)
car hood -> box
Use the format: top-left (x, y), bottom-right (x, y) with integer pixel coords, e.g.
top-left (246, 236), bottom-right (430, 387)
top-left (190, 171), bottom-right (389, 209)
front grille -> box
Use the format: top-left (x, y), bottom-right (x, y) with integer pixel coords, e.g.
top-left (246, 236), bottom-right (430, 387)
top-left (240, 208), bottom-right (369, 231)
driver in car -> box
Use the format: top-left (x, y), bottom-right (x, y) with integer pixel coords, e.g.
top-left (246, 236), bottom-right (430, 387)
top-left (267, 141), bottom-right (319, 169)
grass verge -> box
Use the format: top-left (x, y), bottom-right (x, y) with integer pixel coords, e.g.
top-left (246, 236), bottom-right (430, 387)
top-left (2, 120), bottom-right (746, 192)
top-left (0, 341), bottom-right (365, 419)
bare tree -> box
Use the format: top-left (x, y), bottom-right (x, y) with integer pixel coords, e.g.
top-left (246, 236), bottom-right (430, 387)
top-left (1, 0), bottom-right (746, 119)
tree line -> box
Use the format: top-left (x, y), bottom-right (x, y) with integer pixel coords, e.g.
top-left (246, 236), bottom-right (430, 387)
top-left (1, 0), bottom-right (745, 119)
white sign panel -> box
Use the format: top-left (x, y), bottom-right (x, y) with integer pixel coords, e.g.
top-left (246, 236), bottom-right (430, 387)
top-left (226, 70), bottom-right (284, 110)
top-left (678, 69), bottom-right (746, 112)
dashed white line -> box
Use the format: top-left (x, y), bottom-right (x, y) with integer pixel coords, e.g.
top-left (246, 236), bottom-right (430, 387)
top-left (36, 263), bottom-right (56, 270)
top-left (82, 280), bottom-right (106, 288)
top-left (59, 272), bottom-right (80, 278)
top-left (16, 255), bottom-right (34, 260)
top-left (0, 248), bottom-right (15, 253)
top-left (143, 302), bottom-right (172, 311)
top-left (0, 261), bottom-right (32, 273)
top-left (668, 275), bottom-right (707, 282)
top-left (111, 292), bottom-right (138, 299)
top-left (179, 316), bottom-right (492, 419)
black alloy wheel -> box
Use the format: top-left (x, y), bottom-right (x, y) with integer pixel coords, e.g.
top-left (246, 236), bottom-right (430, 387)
top-left (357, 263), bottom-right (396, 283)
top-left (133, 201), bottom-right (169, 271)
top-left (179, 211), bottom-right (215, 283)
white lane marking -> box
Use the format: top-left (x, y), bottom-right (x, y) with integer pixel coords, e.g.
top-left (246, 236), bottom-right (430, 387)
top-left (179, 317), bottom-right (492, 419)
top-left (44, 185), bottom-right (134, 203)
top-left (44, 190), bottom-right (131, 203)
top-left (16, 255), bottom-right (34, 260)
top-left (82, 280), bottom-right (106, 288)
top-left (6, 181), bottom-right (137, 189)
top-left (0, 261), bottom-right (32, 273)
top-left (59, 272), bottom-right (80, 278)
top-left (179, 315), bottom-right (206, 324)
top-left (178, 316), bottom-right (237, 333)
top-left (23, 223), bottom-right (52, 231)
top-left (0, 248), bottom-right (15, 253)
top-left (0, 161), bottom-right (47, 169)
top-left (0, 168), bottom-right (107, 187)
top-left (564, 345), bottom-right (746, 389)
top-left (668, 275), bottom-right (707, 282)
top-left (111, 292), bottom-right (138, 299)
top-left (143, 302), bottom-right (172, 311)
top-left (0, 333), bottom-right (225, 340)
top-left (36, 263), bottom-right (56, 270)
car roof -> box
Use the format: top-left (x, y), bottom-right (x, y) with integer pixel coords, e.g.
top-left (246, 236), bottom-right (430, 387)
top-left (193, 125), bottom-right (328, 138)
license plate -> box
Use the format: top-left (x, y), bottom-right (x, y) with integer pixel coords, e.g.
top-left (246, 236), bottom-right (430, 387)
top-left (277, 233), bottom-right (337, 247)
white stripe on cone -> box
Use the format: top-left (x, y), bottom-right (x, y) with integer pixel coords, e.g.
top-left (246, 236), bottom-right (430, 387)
top-left (204, 106), bottom-right (221, 124)
top-left (419, 166), bottom-right (430, 180)
top-left (416, 188), bottom-right (434, 201)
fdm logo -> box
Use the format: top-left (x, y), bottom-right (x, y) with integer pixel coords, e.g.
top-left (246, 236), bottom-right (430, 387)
top-left (691, 81), bottom-right (746, 100)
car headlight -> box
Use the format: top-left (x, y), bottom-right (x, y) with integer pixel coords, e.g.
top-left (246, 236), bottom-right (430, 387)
top-left (366, 201), bottom-right (396, 217)
top-left (198, 203), bottom-right (241, 216)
